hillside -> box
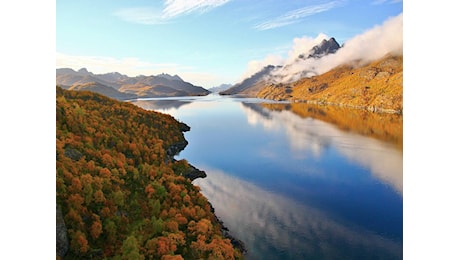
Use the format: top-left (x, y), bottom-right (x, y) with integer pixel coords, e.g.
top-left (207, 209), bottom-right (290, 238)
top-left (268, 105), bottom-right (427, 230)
top-left (56, 87), bottom-right (242, 259)
top-left (68, 82), bottom-right (137, 100)
top-left (56, 68), bottom-right (211, 100)
top-left (220, 65), bottom-right (279, 96)
top-left (257, 54), bottom-right (403, 114)
top-left (208, 84), bottom-right (232, 93)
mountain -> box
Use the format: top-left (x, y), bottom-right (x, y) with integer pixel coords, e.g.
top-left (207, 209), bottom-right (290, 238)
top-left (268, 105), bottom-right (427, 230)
top-left (56, 68), bottom-right (211, 100)
top-left (208, 83), bottom-right (232, 93)
top-left (56, 68), bottom-right (122, 90)
top-left (306, 37), bottom-right (340, 59)
top-left (156, 73), bottom-right (183, 81)
top-left (68, 81), bottom-right (137, 100)
top-left (219, 65), bottom-right (280, 96)
top-left (257, 54), bottom-right (403, 114)
top-left (221, 37), bottom-right (342, 96)
top-left (118, 75), bottom-right (209, 97)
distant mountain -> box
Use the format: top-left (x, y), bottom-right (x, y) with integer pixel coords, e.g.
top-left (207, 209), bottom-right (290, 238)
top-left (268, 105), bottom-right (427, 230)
top-left (156, 73), bottom-right (183, 82)
top-left (219, 65), bottom-right (280, 96)
top-left (221, 37), bottom-right (342, 96)
top-left (56, 68), bottom-right (210, 100)
top-left (208, 83), bottom-right (232, 93)
top-left (68, 82), bottom-right (137, 100)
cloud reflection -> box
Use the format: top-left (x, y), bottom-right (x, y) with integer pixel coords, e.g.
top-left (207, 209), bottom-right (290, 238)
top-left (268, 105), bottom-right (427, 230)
top-left (241, 103), bottom-right (403, 195)
top-left (194, 167), bottom-right (402, 259)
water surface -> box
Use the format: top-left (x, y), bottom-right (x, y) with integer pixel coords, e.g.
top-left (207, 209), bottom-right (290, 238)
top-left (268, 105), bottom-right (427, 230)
top-left (131, 94), bottom-right (403, 260)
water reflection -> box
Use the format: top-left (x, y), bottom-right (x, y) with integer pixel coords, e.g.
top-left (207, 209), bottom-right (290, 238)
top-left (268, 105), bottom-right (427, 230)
top-left (131, 99), bottom-right (191, 112)
top-left (194, 167), bottom-right (403, 260)
top-left (131, 96), bottom-right (403, 259)
top-left (241, 103), bottom-right (403, 195)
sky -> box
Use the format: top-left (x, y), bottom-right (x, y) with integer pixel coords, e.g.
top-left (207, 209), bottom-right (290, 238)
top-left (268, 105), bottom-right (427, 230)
top-left (56, 0), bottom-right (402, 89)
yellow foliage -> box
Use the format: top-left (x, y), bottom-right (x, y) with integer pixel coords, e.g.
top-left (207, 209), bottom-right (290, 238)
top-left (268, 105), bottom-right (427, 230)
top-left (258, 54), bottom-right (403, 113)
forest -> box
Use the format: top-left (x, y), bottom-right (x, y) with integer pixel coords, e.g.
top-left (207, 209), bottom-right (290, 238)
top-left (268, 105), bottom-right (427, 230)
top-left (56, 87), bottom-right (242, 259)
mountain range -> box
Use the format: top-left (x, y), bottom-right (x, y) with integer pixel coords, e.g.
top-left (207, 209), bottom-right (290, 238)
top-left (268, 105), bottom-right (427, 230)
top-left (208, 83), bottom-right (233, 93)
top-left (56, 68), bottom-right (210, 100)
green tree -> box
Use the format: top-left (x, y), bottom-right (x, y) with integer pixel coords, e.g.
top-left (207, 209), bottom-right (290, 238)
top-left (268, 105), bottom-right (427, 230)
top-left (121, 235), bottom-right (144, 260)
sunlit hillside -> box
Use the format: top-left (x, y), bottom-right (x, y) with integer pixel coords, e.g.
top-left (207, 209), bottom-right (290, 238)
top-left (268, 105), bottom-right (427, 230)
top-left (56, 87), bottom-right (242, 259)
top-left (257, 54), bottom-right (403, 114)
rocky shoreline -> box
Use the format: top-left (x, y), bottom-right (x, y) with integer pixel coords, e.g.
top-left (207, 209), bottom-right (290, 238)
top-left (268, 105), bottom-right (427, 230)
top-left (171, 123), bottom-right (247, 256)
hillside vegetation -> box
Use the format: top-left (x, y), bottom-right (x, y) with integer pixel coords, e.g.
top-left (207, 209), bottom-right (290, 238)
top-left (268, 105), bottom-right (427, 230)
top-left (56, 87), bottom-right (242, 259)
top-left (257, 54), bottom-right (403, 114)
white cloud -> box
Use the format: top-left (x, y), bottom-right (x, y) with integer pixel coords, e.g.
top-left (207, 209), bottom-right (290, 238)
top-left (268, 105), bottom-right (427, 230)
top-left (285, 33), bottom-right (330, 64)
top-left (238, 54), bottom-right (284, 81)
top-left (238, 33), bottom-right (328, 82)
top-left (113, 7), bottom-right (166, 25)
top-left (254, 1), bottom-right (346, 30)
top-left (240, 13), bottom-right (403, 84)
top-left (162, 0), bottom-right (231, 19)
top-left (114, 0), bottom-right (231, 24)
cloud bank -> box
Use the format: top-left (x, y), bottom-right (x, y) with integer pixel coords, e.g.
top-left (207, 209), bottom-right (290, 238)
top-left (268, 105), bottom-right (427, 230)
top-left (242, 13), bottom-right (403, 84)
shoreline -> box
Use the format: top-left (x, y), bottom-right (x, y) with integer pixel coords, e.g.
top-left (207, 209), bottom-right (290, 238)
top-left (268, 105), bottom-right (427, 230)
top-left (171, 125), bottom-right (247, 257)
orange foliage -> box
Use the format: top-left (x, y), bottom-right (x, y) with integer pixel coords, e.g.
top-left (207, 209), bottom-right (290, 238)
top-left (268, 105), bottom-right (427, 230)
top-left (56, 87), bottom-right (241, 259)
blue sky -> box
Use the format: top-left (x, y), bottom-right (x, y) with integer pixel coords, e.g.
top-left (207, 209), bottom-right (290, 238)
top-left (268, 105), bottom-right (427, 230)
top-left (56, 0), bottom-right (402, 88)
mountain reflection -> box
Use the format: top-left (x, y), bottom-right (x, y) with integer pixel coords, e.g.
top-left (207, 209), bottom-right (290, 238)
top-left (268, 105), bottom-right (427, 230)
top-left (241, 103), bottom-right (403, 195)
top-left (130, 99), bottom-right (191, 112)
top-left (194, 167), bottom-right (402, 260)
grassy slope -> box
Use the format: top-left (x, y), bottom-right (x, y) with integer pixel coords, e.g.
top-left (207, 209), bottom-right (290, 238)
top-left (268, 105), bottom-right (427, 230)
top-left (257, 54), bottom-right (403, 114)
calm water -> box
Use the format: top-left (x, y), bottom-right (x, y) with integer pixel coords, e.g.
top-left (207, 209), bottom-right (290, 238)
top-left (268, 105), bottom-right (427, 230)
top-left (131, 94), bottom-right (403, 260)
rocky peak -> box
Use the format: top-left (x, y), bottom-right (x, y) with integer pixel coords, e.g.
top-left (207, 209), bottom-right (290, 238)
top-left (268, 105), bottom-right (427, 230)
top-left (157, 73), bottom-right (183, 82)
top-left (306, 37), bottom-right (341, 59)
top-left (78, 68), bottom-right (91, 75)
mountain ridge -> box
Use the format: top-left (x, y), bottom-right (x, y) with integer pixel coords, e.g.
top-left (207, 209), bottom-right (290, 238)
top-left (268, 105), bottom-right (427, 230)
top-left (56, 68), bottom-right (210, 100)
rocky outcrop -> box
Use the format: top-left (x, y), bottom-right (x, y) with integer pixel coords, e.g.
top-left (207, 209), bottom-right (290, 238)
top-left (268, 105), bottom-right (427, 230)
top-left (64, 147), bottom-right (83, 161)
top-left (56, 204), bottom-right (69, 258)
top-left (307, 37), bottom-right (341, 59)
top-left (181, 164), bottom-right (207, 181)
